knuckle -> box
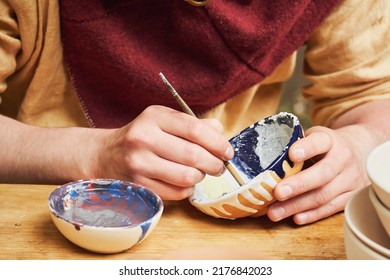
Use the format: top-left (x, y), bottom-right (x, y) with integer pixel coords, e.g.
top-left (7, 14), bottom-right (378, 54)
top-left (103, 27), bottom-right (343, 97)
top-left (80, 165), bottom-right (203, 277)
top-left (320, 162), bottom-right (336, 182)
top-left (180, 168), bottom-right (200, 186)
top-left (315, 188), bottom-right (331, 206)
top-left (316, 126), bottom-right (333, 140)
top-left (343, 145), bottom-right (354, 162)
top-left (204, 118), bottom-right (224, 133)
top-left (126, 128), bottom-right (151, 148)
top-left (295, 178), bottom-right (308, 195)
top-left (143, 104), bottom-right (163, 115)
top-left (183, 145), bottom-right (202, 166)
top-left (125, 154), bottom-right (146, 174)
top-left (287, 200), bottom-right (301, 215)
top-left (325, 200), bottom-right (338, 216)
top-left (187, 120), bottom-right (204, 140)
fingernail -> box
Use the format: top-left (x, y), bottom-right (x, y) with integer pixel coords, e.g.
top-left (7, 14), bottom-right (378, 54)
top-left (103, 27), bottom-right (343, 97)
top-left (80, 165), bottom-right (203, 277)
top-left (270, 206), bottom-right (285, 221)
top-left (278, 185), bottom-right (292, 200)
top-left (224, 145), bottom-right (234, 160)
top-left (217, 165), bottom-right (227, 176)
top-left (292, 147), bottom-right (305, 161)
top-left (295, 213), bottom-right (308, 225)
top-left (186, 186), bottom-right (195, 197)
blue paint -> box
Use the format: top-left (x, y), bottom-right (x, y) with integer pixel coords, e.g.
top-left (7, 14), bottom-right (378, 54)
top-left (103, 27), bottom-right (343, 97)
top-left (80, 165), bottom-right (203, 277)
top-left (228, 112), bottom-right (303, 181)
top-left (229, 125), bottom-right (263, 179)
top-left (139, 220), bottom-right (152, 242)
top-left (48, 179), bottom-right (163, 229)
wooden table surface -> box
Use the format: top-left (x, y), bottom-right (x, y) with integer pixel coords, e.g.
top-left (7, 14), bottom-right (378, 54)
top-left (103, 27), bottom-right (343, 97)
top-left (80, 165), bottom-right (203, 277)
top-left (0, 184), bottom-right (346, 260)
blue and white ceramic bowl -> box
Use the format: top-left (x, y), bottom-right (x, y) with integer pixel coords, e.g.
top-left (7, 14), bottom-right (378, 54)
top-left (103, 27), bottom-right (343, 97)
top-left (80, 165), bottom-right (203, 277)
top-left (48, 179), bottom-right (163, 253)
top-left (190, 112), bottom-right (304, 219)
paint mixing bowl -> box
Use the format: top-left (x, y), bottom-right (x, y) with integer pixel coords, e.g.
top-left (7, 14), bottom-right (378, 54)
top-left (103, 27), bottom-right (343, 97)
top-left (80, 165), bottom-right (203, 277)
top-left (190, 112), bottom-right (304, 219)
top-left (48, 179), bottom-right (163, 253)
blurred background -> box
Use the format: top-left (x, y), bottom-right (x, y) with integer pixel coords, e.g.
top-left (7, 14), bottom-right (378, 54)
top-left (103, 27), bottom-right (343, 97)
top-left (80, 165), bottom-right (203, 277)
top-left (278, 47), bottom-right (311, 129)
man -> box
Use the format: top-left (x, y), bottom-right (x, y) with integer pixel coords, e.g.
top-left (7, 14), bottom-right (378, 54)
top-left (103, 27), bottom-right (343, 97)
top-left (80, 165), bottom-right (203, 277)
top-left (1, 0), bottom-right (389, 225)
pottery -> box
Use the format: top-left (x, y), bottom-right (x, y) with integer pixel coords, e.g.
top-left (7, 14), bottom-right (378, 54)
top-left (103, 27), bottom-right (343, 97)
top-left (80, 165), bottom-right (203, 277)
top-left (344, 222), bottom-right (388, 260)
top-left (189, 112), bottom-right (304, 219)
top-left (48, 179), bottom-right (163, 254)
top-left (366, 141), bottom-right (390, 209)
top-left (344, 187), bottom-right (390, 259)
top-left (369, 186), bottom-right (390, 239)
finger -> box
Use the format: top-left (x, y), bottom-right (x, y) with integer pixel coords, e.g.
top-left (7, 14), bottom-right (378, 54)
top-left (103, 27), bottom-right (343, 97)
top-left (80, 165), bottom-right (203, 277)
top-left (274, 153), bottom-right (343, 201)
top-left (153, 134), bottom-right (226, 176)
top-left (131, 175), bottom-right (195, 201)
top-left (126, 150), bottom-right (206, 187)
top-left (159, 110), bottom-right (234, 161)
top-left (292, 190), bottom-right (356, 225)
top-left (268, 173), bottom-right (350, 222)
top-left (289, 127), bottom-right (334, 162)
top-left (276, 131), bottom-right (344, 201)
top-left (267, 171), bottom-right (353, 221)
top-left (201, 118), bottom-right (224, 134)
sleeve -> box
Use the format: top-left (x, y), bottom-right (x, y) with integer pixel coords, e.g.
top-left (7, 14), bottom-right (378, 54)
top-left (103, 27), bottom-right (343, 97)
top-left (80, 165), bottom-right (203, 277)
top-left (0, 0), bottom-right (20, 95)
top-left (302, 0), bottom-right (390, 127)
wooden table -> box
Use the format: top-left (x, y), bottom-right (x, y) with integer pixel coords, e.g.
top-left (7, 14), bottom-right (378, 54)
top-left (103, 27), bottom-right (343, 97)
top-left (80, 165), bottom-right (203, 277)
top-left (0, 184), bottom-right (346, 260)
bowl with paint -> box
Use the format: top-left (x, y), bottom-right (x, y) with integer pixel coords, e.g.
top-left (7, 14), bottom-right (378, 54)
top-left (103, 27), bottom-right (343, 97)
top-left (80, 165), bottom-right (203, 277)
top-left (190, 112), bottom-right (304, 219)
top-left (48, 179), bottom-right (163, 253)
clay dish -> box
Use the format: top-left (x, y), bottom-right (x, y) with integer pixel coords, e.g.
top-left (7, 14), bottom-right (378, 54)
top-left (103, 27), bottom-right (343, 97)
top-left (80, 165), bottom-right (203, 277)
top-left (369, 186), bottom-right (390, 239)
top-left (190, 112), bottom-right (304, 219)
top-left (48, 179), bottom-right (163, 253)
top-left (366, 141), bottom-right (390, 209)
top-left (344, 187), bottom-right (390, 259)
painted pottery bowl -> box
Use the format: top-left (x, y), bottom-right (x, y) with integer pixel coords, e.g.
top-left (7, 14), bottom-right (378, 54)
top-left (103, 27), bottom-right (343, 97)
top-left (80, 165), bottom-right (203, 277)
top-left (190, 112), bottom-right (304, 219)
top-left (344, 187), bottom-right (390, 259)
top-left (366, 141), bottom-right (390, 209)
top-left (48, 179), bottom-right (163, 253)
top-left (369, 186), bottom-right (390, 239)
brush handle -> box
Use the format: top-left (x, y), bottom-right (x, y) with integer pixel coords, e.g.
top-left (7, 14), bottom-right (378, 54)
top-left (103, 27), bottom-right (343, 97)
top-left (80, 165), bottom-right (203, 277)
top-left (159, 73), bottom-right (196, 117)
top-left (225, 162), bottom-right (245, 186)
top-left (172, 93), bottom-right (197, 117)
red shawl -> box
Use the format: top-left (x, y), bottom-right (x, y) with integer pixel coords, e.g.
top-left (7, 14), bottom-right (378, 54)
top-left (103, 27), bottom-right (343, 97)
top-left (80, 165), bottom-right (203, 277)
top-left (60, 0), bottom-right (341, 128)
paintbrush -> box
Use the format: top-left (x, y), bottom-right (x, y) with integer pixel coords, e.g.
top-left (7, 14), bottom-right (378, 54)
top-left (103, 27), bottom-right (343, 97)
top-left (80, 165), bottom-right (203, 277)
top-left (159, 72), bottom-right (245, 186)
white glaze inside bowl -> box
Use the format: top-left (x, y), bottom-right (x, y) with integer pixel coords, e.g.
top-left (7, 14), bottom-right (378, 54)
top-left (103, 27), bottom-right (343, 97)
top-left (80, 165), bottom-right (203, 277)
top-left (193, 170), bottom-right (276, 204)
top-left (253, 118), bottom-right (293, 170)
top-left (193, 170), bottom-right (241, 200)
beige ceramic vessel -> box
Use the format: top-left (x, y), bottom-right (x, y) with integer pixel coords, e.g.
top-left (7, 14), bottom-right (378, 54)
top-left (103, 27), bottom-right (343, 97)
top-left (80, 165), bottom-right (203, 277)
top-left (344, 187), bottom-right (390, 259)
top-left (369, 187), bottom-right (390, 239)
top-left (366, 141), bottom-right (390, 209)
